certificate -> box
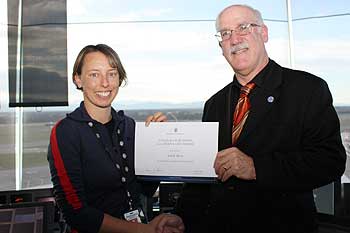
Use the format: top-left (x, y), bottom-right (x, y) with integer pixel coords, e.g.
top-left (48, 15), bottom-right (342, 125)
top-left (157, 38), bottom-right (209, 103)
top-left (135, 122), bottom-right (218, 182)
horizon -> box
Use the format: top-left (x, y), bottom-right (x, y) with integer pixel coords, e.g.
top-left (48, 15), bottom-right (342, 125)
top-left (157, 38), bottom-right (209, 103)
top-left (1, 100), bottom-right (350, 112)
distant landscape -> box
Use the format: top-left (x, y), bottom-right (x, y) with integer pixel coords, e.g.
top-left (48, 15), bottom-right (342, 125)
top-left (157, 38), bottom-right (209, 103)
top-left (0, 106), bottom-right (349, 190)
top-left (1, 105), bottom-right (349, 124)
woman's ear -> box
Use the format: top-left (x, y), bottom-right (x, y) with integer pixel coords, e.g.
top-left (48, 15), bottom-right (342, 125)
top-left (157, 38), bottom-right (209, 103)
top-left (73, 74), bottom-right (82, 89)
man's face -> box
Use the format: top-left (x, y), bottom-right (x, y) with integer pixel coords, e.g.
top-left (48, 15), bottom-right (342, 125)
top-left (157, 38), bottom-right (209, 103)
top-left (218, 6), bottom-right (268, 77)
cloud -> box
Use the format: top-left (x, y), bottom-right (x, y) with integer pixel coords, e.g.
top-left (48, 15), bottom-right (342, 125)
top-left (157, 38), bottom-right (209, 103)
top-left (117, 58), bottom-right (232, 103)
top-left (67, 0), bottom-right (89, 18)
top-left (1, 0), bottom-right (350, 107)
top-left (115, 8), bottom-right (173, 21)
top-left (19, 0), bottom-right (66, 25)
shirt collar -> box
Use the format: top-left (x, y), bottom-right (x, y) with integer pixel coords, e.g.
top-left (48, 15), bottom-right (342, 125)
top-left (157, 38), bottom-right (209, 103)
top-left (233, 58), bottom-right (273, 89)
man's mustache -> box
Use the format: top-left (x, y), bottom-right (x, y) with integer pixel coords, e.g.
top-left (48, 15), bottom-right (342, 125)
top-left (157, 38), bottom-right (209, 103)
top-left (230, 42), bottom-right (249, 54)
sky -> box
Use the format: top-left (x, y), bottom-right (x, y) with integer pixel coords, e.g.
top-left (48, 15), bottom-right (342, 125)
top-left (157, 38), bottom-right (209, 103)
top-left (0, 0), bottom-right (350, 111)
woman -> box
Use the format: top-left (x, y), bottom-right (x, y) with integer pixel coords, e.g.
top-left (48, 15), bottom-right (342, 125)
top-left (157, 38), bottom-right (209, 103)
top-left (47, 44), bottom-right (184, 233)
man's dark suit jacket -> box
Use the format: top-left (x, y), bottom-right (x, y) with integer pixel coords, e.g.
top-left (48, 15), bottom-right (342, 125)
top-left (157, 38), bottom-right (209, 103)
top-left (175, 59), bottom-right (346, 233)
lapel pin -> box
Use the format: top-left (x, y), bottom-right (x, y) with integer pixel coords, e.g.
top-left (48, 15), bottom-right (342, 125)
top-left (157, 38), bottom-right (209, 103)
top-left (267, 96), bottom-right (274, 103)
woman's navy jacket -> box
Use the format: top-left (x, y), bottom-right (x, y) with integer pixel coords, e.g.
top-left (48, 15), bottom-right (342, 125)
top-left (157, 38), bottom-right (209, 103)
top-left (48, 102), bottom-right (157, 233)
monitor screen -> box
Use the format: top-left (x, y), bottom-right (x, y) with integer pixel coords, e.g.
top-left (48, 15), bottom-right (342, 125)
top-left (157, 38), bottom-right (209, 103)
top-left (0, 202), bottom-right (48, 233)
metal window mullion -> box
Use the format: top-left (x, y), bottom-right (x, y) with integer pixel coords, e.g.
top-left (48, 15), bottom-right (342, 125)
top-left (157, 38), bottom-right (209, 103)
top-left (15, 0), bottom-right (23, 190)
top-left (286, 0), bottom-right (295, 68)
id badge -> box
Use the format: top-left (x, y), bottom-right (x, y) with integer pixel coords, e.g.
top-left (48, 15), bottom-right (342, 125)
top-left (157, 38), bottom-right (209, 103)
top-left (124, 208), bottom-right (147, 223)
top-left (124, 209), bottom-right (141, 223)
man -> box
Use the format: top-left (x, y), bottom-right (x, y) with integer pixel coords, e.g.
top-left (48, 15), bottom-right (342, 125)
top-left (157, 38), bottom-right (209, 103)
top-left (175, 4), bottom-right (346, 233)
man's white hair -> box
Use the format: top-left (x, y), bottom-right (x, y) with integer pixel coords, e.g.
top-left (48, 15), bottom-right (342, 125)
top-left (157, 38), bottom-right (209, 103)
top-left (215, 4), bottom-right (264, 32)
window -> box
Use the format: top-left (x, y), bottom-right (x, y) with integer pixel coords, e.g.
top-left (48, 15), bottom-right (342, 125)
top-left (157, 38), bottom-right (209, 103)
top-left (0, 1), bottom-right (349, 220)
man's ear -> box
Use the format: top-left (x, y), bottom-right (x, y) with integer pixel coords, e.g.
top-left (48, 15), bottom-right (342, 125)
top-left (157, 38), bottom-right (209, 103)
top-left (261, 24), bottom-right (269, 43)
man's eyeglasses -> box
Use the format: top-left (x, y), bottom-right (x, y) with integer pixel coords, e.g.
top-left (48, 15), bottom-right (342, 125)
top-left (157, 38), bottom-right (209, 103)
top-left (215, 23), bottom-right (261, 42)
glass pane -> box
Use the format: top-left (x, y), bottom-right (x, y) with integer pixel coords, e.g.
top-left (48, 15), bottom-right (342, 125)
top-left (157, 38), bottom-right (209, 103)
top-left (292, 2), bottom-right (350, 182)
top-left (1, 0), bottom-right (15, 191)
top-left (22, 108), bottom-right (67, 189)
top-left (0, 113), bottom-right (16, 191)
top-left (66, 0), bottom-right (288, 115)
top-left (293, 0), bottom-right (350, 220)
top-left (9, 0), bottom-right (68, 107)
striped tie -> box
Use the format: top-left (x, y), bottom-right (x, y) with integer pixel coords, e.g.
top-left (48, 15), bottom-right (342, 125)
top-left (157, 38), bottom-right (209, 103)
top-left (232, 82), bottom-right (256, 145)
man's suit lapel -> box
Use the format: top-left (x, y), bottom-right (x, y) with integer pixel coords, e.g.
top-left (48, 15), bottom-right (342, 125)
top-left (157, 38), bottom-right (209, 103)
top-left (237, 62), bottom-right (283, 144)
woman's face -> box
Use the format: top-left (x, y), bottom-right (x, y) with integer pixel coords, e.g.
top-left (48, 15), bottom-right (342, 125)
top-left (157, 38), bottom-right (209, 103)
top-left (74, 51), bottom-right (120, 112)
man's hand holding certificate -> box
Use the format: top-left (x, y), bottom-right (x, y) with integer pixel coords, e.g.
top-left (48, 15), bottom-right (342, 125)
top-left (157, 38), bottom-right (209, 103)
top-left (135, 122), bottom-right (218, 182)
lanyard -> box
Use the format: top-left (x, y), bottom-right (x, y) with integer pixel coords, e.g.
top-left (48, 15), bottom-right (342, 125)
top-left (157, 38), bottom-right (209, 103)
top-left (87, 119), bottom-right (135, 211)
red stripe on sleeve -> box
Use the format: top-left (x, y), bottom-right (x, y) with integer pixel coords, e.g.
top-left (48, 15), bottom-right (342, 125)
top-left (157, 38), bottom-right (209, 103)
top-left (50, 121), bottom-right (82, 210)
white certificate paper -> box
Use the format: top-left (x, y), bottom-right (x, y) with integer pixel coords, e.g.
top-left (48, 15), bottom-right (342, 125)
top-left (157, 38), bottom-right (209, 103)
top-left (135, 122), bottom-right (218, 181)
